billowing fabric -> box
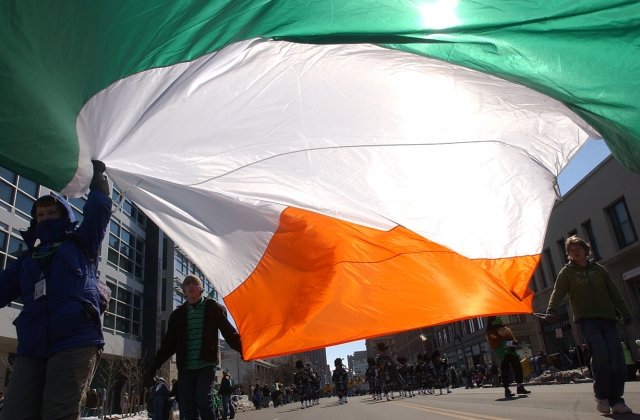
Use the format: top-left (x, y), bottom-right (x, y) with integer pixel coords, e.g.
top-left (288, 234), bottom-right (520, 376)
top-left (0, 191), bottom-right (111, 357)
top-left (2, 0), bottom-right (640, 360)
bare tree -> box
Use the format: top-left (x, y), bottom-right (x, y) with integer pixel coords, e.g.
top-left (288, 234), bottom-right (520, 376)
top-left (120, 353), bottom-right (146, 416)
top-left (94, 354), bottom-right (122, 417)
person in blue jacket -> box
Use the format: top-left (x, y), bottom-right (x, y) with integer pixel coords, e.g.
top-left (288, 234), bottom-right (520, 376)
top-left (0, 160), bottom-right (112, 420)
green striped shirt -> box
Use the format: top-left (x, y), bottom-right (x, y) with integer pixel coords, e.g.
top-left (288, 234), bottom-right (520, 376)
top-left (185, 297), bottom-right (216, 371)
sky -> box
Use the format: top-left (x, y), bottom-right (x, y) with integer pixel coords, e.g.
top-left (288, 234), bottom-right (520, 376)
top-left (324, 137), bottom-right (612, 367)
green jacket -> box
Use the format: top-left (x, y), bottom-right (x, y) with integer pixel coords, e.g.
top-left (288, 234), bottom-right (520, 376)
top-left (547, 260), bottom-right (631, 322)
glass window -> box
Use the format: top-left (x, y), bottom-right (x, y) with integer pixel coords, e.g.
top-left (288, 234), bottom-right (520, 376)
top-left (107, 248), bottom-right (119, 266)
top-left (67, 196), bottom-right (86, 211)
top-left (104, 314), bottom-right (115, 329)
top-left (543, 248), bottom-right (556, 278)
top-left (0, 230), bottom-right (7, 253)
top-left (18, 177), bottom-right (38, 198)
top-left (8, 236), bottom-right (27, 258)
top-left (133, 294), bottom-right (141, 309)
top-left (119, 256), bottom-right (133, 273)
top-left (0, 167), bottom-right (15, 183)
top-left (0, 181), bottom-right (14, 205)
top-left (582, 220), bottom-right (601, 260)
top-left (116, 317), bottom-right (130, 333)
top-left (477, 317), bottom-right (485, 329)
top-left (608, 198), bottom-right (638, 249)
top-left (110, 221), bottom-right (119, 236)
top-left (121, 229), bottom-right (132, 247)
top-left (108, 234), bottom-right (119, 249)
top-left (123, 200), bottom-right (133, 216)
top-left (118, 287), bottom-right (132, 304)
top-left (15, 192), bottom-right (35, 218)
top-left (556, 238), bottom-right (567, 263)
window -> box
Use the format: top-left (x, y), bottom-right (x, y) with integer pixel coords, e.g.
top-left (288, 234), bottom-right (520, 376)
top-left (582, 220), bottom-right (601, 260)
top-left (567, 229), bottom-right (577, 238)
top-left (442, 327), bottom-right (448, 344)
top-left (608, 198), bottom-right (638, 249)
top-left (107, 219), bottom-right (144, 280)
top-left (543, 248), bottom-right (556, 278)
top-left (536, 262), bottom-right (549, 289)
top-left (468, 319), bottom-right (476, 333)
top-left (556, 237), bottom-right (567, 263)
top-left (437, 331), bottom-right (443, 348)
top-left (103, 279), bottom-right (142, 337)
top-left (161, 278), bottom-right (167, 311)
top-left (460, 320), bottom-right (467, 336)
top-left (477, 317), bottom-right (485, 329)
top-left (447, 325), bottom-right (454, 344)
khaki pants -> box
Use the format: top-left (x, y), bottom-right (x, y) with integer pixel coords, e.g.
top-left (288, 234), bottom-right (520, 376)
top-left (0, 346), bottom-right (101, 420)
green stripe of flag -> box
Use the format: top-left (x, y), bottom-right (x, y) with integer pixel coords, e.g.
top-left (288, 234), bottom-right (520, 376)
top-left (2, 0), bottom-right (639, 189)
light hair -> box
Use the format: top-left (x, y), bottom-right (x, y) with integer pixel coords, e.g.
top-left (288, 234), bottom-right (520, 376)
top-left (182, 274), bottom-right (203, 295)
top-left (565, 235), bottom-right (591, 256)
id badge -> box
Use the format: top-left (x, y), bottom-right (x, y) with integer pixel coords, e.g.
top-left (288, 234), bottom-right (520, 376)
top-left (35, 278), bottom-right (47, 299)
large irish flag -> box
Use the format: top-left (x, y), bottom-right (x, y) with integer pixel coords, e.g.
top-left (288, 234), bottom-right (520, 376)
top-left (2, 1), bottom-right (640, 359)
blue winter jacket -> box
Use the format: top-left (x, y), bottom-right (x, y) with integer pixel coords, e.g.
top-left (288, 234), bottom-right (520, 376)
top-left (0, 190), bottom-right (112, 358)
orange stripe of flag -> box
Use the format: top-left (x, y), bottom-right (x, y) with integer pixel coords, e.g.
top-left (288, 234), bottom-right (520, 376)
top-left (225, 207), bottom-right (538, 360)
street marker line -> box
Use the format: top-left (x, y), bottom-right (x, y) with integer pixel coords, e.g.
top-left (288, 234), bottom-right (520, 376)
top-left (391, 401), bottom-right (513, 420)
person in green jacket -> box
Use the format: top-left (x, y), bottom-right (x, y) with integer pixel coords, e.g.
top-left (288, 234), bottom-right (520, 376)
top-left (545, 236), bottom-right (633, 415)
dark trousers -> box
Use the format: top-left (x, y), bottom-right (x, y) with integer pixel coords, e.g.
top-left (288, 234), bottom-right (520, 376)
top-left (0, 345), bottom-right (100, 420)
top-left (501, 353), bottom-right (523, 387)
top-left (178, 365), bottom-right (216, 420)
top-left (578, 318), bottom-right (626, 406)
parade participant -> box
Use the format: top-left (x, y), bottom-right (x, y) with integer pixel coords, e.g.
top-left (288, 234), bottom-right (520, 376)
top-left (430, 350), bottom-right (452, 395)
top-left (309, 364), bottom-right (321, 405)
top-left (149, 274), bottom-right (242, 420)
top-left (332, 358), bottom-right (349, 404)
top-left (414, 354), bottom-right (427, 395)
top-left (219, 369), bottom-right (236, 420)
top-left (376, 342), bottom-right (396, 401)
top-left (397, 357), bottom-right (414, 397)
top-left (365, 357), bottom-right (382, 400)
top-left (546, 236), bottom-right (632, 414)
top-left (152, 377), bottom-right (171, 420)
top-left (0, 160), bottom-right (111, 420)
top-left (294, 360), bottom-right (311, 409)
top-left (486, 316), bottom-right (530, 398)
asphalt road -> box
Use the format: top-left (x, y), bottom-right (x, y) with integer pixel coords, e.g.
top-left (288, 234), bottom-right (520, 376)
top-left (234, 382), bottom-right (640, 420)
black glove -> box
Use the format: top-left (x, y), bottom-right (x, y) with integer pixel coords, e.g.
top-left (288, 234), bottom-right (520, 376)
top-left (622, 315), bottom-right (633, 326)
top-left (545, 310), bottom-right (559, 323)
top-left (90, 160), bottom-right (110, 196)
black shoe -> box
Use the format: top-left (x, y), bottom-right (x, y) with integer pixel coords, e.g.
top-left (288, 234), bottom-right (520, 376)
top-left (505, 388), bottom-right (515, 398)
top-left (516, 386), bottom-right (531, 395)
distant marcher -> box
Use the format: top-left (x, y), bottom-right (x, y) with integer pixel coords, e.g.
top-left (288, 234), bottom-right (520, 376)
top-left (546, 236), bottom-right (633, 414)
top-left (486, 316), bottom-right (530, 398)
top-left (84, 389), bottom-right (100, 417)
top-left (121, 392), bottom-right (129, 417)
top-left (219, 369), bottom-right (235, 420)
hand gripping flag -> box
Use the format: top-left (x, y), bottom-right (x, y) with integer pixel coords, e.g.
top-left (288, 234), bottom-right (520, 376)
top-left (1, 0), bottom-right (639, 359)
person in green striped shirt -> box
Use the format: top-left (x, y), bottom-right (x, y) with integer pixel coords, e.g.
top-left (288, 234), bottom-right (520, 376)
top-left (150, 275), bottom-right (242, 420)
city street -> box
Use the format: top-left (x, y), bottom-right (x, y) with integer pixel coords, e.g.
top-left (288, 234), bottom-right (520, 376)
top-left (232, 382), bottom-right (640, 420)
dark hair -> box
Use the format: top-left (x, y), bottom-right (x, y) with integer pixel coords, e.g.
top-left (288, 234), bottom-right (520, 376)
top-left (295, 360), bottom-right (304, 369)
top-left (33, 196), bottom-right (67, 219)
